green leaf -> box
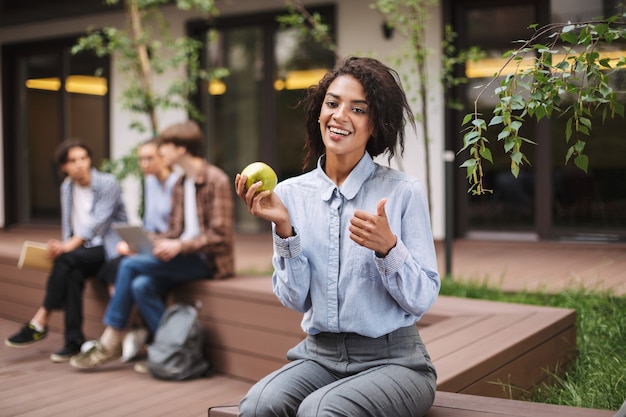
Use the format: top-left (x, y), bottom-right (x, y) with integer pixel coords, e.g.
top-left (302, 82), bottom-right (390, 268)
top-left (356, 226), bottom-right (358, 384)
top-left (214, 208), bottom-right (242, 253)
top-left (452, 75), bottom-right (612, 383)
top-left (504, 138), bottom-right (516, 153)
top-left (472, 118), bottom-right (487, 129)
top-left (575, 153), bottom-right (589, 172)
top-left (511, 163), bottom-right (520, 178)
top-left (574, 140), bottom-right (586, 153)
top-left (579, 117), bottom-right (592, 129)
top-left (565, 146), bottom-right (575, 163)
top-left (613, 101), bottom-right (625, 117)
top-left (535, 105), bottom-right (547, 121)
top-left (555, 61), bottom-right (570, 71)
top-left (479, 146), bottom-right (493, 163)
top-left (463, 130), bottom-right (480, 144)
top-left (565, 118), bottom-right (573, 142)
top-left (599, 58), bottom-right (612, 68)
top-left (462, 113), bottom-right (474, 125)
top-left (489, 115), bottom-right (504, 126)
top-left (578, 125), bottom-right (590, 136)
top-left (510, 120), bottom-right (523, 131)
top-left (561, 31), bottom-right (578, 44)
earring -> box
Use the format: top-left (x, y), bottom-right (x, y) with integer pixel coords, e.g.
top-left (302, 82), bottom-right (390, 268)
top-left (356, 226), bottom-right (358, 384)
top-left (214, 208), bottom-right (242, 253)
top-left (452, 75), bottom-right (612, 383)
top-left (318, 119), bottom-right (320, 123)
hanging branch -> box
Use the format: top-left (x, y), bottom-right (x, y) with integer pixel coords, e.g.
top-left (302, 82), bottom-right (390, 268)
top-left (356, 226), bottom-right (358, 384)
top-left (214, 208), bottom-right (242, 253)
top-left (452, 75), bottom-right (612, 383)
top-left (461, 15), bottom-right (626, 195)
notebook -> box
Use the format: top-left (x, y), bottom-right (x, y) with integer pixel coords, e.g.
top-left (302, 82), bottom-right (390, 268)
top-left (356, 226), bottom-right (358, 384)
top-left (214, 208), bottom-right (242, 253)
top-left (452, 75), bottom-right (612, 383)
top-left (113, 224), bottom-right (154, 255)
top-left (18, 241), bottom-right (53, 272)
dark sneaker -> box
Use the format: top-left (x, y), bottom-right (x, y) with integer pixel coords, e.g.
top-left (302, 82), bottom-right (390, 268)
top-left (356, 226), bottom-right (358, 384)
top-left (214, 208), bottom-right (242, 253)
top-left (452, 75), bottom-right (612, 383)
top-left (5, 323), bottom-right (47, 347)
top-left (69, 340), bottom-right (122, 369)
top-left (50, 342), bottom-right (82, 363)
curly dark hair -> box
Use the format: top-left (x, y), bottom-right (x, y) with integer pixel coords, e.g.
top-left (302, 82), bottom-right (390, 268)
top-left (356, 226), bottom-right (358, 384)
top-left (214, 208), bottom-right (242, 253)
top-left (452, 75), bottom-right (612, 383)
top-left (301, 56), bottom-right (414, 169)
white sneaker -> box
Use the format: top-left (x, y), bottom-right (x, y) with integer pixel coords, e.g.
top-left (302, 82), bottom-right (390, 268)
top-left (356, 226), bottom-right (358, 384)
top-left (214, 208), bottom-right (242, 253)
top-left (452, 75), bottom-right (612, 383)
top-left (121, 327), bottom-right (148, 363)
top-left (133, 360), bottom-right (149, 374)
top-left (80, 340), bottom-right (98, 353)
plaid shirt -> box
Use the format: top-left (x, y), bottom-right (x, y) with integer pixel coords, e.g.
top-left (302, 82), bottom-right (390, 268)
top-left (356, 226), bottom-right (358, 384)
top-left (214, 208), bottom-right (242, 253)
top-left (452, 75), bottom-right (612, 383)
top-left (164, 160), bottom-right (234, 279)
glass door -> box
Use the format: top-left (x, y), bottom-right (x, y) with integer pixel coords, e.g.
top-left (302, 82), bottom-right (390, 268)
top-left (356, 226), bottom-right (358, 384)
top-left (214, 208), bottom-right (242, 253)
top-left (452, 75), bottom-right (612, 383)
top-left (195, 7), bottom-right (336, 232)
top-left (3, 38), bottom-right (110, 224)
top-left (461, 3), bottom-right (542, 238)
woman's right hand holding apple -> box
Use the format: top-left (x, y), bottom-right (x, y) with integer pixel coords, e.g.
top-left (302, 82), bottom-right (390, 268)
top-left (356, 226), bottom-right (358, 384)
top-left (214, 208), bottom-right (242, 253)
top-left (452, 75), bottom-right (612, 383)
top-left (235, 173), bottom-right (293, 238)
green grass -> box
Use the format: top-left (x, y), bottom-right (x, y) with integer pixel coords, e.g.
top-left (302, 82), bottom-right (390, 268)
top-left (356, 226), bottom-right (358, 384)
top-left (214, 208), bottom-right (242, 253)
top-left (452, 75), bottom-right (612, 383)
top-left (440, 278), bottom-right (626, 411)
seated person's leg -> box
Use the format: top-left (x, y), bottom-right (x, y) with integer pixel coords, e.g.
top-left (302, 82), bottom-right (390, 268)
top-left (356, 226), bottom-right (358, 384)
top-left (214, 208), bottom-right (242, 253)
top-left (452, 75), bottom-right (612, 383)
top-left (102, 255), bottom-right (149, 331)
top-left (131, 274), bottom-right (174, 335)
top-left (239, 360), bottom-right (336, 417)
top-left (54, 246), bottom-right (105, 362)
top-left (297, 364), bottom-right (436, 417)
top-left (132, 253), bottom-right (210, 333)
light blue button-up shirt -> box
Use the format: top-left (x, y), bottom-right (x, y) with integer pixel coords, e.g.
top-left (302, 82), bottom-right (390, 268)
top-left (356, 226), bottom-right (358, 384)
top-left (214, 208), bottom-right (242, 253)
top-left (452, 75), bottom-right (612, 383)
top-left (272, 153), bottom-right (440, 338)
top-left (143, 172), bottom-right (179, 233)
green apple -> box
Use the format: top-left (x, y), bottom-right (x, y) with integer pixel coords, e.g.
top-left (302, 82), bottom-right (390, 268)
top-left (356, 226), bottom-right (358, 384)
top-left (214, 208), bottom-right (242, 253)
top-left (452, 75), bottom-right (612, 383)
top-left (241, 161), bottom-right (278, 192)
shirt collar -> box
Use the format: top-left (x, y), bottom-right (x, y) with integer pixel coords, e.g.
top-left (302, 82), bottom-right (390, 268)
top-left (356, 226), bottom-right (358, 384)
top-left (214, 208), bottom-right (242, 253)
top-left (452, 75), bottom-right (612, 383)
top-left (318, 152), bottom-right (375, 201)
top-left (181, 160), bottom-right (209, 185)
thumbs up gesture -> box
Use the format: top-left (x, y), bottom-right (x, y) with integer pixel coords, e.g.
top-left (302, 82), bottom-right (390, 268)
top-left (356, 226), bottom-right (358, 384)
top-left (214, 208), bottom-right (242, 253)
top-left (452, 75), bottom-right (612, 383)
top-left (349, 198), bottom-right (397, 257)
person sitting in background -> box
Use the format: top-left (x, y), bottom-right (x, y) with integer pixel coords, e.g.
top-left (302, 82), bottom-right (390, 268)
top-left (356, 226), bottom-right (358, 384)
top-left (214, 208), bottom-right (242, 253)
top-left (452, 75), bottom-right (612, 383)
top-left (96, 137), bottom-right (180, 361)
top-left (70, 120), bottom-right (235, 370)
top-left (235, 56), bottom-right (440, 417)
top-left (99, 138), bottom-right (179, 288)
top-left (5, 139), bottom-right (127, 363)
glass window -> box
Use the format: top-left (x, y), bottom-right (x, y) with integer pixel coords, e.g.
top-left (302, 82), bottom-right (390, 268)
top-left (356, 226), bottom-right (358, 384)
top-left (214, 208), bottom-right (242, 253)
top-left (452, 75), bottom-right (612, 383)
top-left (4, 38), bottom-right (110, 224)
top-left (195, 7), bottom-right (335, 232)
top-left (550, 1), bottom-right (626, 238)
top-left (463, 4), bottom-right (538, 234)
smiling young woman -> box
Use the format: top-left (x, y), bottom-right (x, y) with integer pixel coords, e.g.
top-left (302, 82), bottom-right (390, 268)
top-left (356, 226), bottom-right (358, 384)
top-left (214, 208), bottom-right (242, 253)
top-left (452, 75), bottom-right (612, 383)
top-left (234, 56), bottom-right (439, 417)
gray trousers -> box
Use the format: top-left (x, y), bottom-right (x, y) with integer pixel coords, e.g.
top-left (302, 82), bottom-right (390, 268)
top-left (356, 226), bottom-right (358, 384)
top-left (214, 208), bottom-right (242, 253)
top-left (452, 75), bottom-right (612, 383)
top-left (239, 325), bottom-right (437, 417)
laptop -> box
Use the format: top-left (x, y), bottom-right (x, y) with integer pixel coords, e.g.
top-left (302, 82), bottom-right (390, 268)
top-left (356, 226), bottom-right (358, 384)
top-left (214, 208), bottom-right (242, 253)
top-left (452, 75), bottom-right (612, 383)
top-left (113, 224), bottom-right (154, 255)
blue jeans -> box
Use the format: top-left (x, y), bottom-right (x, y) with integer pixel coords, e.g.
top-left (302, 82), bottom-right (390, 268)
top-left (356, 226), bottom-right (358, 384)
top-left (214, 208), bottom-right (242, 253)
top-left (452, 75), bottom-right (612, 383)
top-left (103, 253), bottom-right (211, 333)
top-left (239, 325), bottom-right (437, 417)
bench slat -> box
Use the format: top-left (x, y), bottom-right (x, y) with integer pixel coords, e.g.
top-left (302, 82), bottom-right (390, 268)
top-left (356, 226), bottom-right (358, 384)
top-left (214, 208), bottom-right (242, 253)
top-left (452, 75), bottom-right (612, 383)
top-left (207, 392), bottom-right (616, 417)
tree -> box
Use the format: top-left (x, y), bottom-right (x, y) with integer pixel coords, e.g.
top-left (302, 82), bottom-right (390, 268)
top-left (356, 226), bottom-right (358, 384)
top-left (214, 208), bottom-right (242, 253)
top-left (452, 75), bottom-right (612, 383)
top-left (71, 0), bottom-right (227, 216)
top-left (72, 0), bottom-right (227, 137)
top-left (461, 14), bottom-right (626, 195)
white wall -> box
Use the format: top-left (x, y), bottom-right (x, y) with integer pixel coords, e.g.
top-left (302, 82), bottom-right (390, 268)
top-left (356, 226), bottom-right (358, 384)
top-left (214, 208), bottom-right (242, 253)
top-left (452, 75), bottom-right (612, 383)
top-left (0, 1), bottom-right (446, 238)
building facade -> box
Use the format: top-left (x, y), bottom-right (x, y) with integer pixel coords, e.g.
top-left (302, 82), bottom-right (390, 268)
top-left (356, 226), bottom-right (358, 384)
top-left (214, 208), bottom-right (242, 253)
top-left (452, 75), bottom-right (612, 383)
top-left (1, 0), bottom-right (624, 242)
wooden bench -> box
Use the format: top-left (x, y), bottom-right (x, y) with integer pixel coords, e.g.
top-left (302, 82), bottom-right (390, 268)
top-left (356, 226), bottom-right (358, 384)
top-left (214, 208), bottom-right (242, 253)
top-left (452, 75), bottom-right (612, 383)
top-left (1, 231), bottom-right (620, 417)
top-left (208, 392), bottom-right (618, 416)
top-left (0, 236), bottom-right (577, 399)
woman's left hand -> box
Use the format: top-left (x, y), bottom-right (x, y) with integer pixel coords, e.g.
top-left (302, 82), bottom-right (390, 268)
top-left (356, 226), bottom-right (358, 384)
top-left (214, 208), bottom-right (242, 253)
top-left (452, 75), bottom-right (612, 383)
top-left (349, 198), bottom-right (397, 257)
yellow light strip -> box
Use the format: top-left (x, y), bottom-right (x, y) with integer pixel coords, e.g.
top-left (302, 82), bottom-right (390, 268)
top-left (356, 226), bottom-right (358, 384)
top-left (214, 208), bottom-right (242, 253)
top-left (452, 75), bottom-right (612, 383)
top-left (65, 75), bottom-right (108, 96)
top-left (25, 75), bottom-right (108, 96)
top-left (466, 50), bottom-right (626, 79)
top-left (275, 69), bottom-right (328, 91)
top-left (25, 77), bottom-right (61, 91)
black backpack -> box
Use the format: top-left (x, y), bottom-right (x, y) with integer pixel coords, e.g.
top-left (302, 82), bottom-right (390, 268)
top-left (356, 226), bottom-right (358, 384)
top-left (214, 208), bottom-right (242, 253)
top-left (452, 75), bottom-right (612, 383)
top-left (147, 303), bottom-right (210, 380)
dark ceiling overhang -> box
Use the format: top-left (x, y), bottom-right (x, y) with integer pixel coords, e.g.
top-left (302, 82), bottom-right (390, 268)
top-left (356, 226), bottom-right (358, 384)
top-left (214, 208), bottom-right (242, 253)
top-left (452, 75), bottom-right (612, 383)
top-left (0, 0), bottom-right (124, 28)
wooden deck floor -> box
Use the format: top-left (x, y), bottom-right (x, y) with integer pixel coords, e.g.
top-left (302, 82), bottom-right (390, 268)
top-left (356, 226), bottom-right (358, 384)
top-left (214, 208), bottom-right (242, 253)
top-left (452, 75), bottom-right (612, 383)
top-left (0, 227), bottom-right (624, 416)
top-left (0, 318), bottom-right (251, 417)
